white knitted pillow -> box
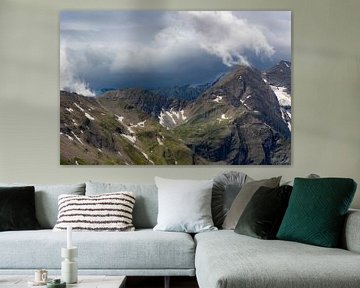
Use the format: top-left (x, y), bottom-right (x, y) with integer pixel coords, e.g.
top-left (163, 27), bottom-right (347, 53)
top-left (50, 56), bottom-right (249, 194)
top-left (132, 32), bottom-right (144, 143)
top-left (53, 192), bottom-right (135, 231)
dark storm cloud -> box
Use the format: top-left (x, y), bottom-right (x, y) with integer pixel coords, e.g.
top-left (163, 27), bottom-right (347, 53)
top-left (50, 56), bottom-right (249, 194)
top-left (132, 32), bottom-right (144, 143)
top-left (60, 11), bottom-right (291, 95)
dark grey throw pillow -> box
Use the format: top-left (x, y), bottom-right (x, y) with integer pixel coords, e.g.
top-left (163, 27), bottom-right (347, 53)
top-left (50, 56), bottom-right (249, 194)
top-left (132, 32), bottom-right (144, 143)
top-left (235, 185), bottom-right (292, 239)
top-left (223, 177), bottom-right (281, 230)
top-left (212, 171), bottom-right (249, 228)
top-left (0, 186), bottom-right (41, 231)
top-left (0, 183), bottom-right (86, 228)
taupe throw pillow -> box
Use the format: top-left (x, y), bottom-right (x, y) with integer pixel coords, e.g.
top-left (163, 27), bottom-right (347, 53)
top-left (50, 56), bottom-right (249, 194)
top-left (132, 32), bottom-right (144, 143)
top-left (222, 176), bottom-right (281, 230)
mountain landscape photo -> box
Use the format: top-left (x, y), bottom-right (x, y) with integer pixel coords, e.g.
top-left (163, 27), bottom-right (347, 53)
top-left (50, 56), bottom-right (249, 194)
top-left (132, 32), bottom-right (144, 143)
top-left (60, 11), bottom-right (292, 165)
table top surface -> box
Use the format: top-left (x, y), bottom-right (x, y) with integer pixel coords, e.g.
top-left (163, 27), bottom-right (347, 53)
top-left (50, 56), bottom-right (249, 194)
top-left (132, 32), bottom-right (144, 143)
top-left (0, 275), bottom-right (126, 288)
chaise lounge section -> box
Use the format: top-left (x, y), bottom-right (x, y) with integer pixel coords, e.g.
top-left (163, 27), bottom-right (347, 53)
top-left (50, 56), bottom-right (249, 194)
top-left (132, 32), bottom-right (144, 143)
top-left (195, 214), bottom-right (360, 288)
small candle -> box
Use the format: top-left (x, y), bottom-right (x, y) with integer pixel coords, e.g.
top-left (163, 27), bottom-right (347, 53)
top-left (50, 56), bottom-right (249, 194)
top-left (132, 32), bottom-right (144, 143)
top-left (67, 225), bottom-right (72, 249)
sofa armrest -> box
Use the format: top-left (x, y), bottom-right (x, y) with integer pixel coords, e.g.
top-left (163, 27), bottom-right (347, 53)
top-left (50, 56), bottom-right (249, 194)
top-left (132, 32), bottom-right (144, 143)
top-left (342, 209), bottom-right (360, 253)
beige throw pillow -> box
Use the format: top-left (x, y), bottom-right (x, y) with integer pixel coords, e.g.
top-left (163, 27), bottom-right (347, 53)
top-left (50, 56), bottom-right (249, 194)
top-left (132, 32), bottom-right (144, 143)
top-left (222, 177), bottom-right (281, 230)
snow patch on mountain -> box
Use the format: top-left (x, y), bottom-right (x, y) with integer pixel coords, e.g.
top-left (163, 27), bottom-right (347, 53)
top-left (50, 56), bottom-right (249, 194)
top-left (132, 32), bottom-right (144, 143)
top-left (217, 113), bottom-right (231, 122)
top-left (280, 108), bottom-right (292, 131)
top-left (270, 85), bottom-right (291, 108)
top-left (71, 131), bottom-right (84, 145)
top-left (180, 110), bottom-right (187, 121)
top-left (61, 133), bottom-right (74, 141)
top-left (269, 85), bottom-right (291, 131)
top-left (74, 103), bottom-right (85, 112)
top-left (115, 114), bottom-right (124, 123)
top-left (131, 120), bottom-right (146, 129)
top-left (141, 151), bottom-right (155, 165)
top-left (85, 112), bottom-right (95, 121)
top-left (213, 95), bottom-right (223, 103)
top-left (157, 137), bottom-right (164, 145)
top-left (159, 108), bottom-right (187, 129)
top-left (121, 134), bottom-right (137, 143)
top-left (240, 99), bottom-right (251, 110)
top-left (115, 114), bottom-right (146, 135)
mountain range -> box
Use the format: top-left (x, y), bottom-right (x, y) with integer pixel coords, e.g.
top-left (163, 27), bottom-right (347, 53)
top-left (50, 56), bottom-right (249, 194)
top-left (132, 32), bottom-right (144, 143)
top-left (60, 61), bottom-right (291, 165)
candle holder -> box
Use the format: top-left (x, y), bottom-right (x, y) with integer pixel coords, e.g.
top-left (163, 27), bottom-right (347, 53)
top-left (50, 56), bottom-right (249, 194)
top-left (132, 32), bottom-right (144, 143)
top-left (61, 247), bottom-right (78, 284)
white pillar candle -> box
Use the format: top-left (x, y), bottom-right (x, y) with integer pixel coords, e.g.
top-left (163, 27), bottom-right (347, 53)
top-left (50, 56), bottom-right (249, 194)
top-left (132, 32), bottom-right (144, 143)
top-left (67, 225), bottom-right (72, 249)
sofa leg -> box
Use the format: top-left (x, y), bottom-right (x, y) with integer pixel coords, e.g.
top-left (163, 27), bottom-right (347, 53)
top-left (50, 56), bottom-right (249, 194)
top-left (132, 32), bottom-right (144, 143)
top-left (164, 276), bottom-right (170, 288)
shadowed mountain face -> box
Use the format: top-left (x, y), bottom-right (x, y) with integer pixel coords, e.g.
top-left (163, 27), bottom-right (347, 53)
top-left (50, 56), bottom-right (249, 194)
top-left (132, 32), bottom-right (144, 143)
top-left (60, 62), bottom-right (291, 165)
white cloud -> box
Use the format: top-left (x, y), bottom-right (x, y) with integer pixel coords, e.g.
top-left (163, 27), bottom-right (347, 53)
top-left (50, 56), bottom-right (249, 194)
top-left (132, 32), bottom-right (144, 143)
top-left (60, 44), bottom-right (96, 96)
top-left (155, 11), bottom-right (275, 67)
top-left (110, 11), bottom-right (275, 73)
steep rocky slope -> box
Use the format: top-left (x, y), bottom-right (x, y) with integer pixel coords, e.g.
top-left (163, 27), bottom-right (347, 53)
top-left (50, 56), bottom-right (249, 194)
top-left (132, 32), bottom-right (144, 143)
top-left (60, 91), bottom-right (193, 165)
top-left (174, 64), bottom-right (291, 164)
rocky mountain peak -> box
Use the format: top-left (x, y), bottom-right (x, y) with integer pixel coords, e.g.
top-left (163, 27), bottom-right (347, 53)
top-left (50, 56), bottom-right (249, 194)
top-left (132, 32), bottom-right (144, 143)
top-left (198, 65), bottom-right (259, 106)
top-left (263, 60), bottom-right (291, 94)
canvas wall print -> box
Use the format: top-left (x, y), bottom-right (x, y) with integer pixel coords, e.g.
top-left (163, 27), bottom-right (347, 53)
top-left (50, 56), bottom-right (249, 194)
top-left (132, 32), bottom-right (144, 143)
top-left (60, 11), bottom-right (292, 165)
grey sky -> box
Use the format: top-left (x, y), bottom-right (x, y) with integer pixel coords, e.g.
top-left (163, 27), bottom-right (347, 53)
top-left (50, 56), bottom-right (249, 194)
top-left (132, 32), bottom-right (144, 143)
top-left (60, 11), bottom-right (291, 96)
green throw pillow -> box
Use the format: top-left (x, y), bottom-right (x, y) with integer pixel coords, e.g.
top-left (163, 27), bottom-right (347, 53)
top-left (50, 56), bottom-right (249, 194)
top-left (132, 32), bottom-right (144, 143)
top-left (277, 178), bottom-right (357, 247)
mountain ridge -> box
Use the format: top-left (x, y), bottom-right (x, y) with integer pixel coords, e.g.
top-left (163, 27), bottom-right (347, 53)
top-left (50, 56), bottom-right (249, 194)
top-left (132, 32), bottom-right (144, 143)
top-left (60, 61), bottom-right (291, 165)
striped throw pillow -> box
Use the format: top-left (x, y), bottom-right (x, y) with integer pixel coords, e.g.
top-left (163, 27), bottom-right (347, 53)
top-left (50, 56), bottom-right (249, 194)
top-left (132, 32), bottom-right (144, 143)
top-left (53, 192), bottom-right (136, 231)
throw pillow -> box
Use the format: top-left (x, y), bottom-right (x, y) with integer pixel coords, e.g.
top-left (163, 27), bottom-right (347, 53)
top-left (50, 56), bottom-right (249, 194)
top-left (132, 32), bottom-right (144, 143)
top-left (53, 192), bottom-right (136, 231)
top-left (86, 181), bottom-right (158, 229)
top-left (153, 177), bottom-right (217, 233)
top-left (222, 176), bottom-right (281, 230)
top-left (277, 178), bottom-right (357, 248)
top-left (212, 171), bottom-right (250, 228)
top-left (0, 183), bottom-right (86, 228)
top-left (234, 185), bottom-right (293, 239)
top-left (0, 186), bottom-right (41, 231)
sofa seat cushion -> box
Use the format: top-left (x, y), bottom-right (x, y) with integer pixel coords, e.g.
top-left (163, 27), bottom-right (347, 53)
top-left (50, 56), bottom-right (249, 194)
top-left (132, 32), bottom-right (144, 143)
top-left (0, 229), bottom-right (195, 270)
top-left (195, 230), bottom-right (360, 288)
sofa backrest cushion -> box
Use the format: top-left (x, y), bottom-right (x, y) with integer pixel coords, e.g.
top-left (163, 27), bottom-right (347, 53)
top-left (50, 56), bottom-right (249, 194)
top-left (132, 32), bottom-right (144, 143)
top-left (86, 181), bottom-right (158, 229)
top-left (0, 183), bottom-right (86, 229)
top-left (342, 209), bottom-right (360, 253)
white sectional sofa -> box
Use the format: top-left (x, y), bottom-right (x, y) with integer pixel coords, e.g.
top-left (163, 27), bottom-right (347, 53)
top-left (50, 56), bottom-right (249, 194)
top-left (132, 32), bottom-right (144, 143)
top-left (0, 179), bottom-right (359, 288)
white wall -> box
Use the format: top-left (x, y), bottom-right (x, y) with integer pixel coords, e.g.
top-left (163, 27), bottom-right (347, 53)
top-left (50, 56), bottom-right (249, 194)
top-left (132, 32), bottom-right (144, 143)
top-left (0, 0), bottom-right (359, 208)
